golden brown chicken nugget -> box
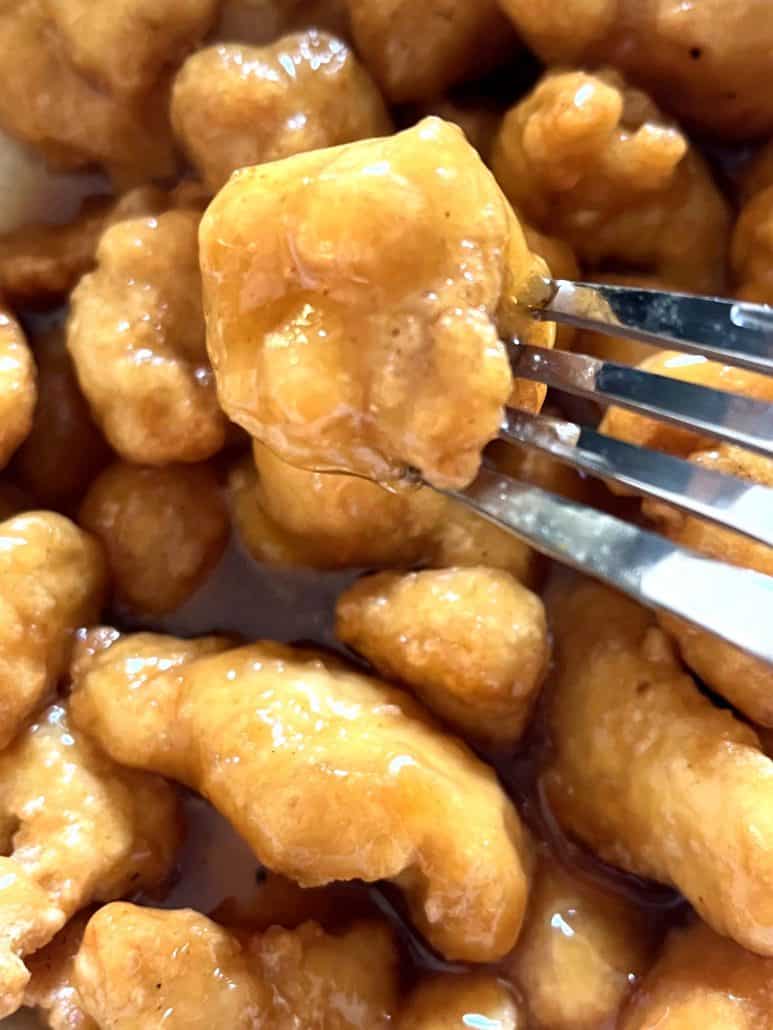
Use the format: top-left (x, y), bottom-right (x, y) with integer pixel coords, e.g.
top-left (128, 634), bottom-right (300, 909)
top-left (72, 903), bottom-right (399, 1029)
top-left (398, 973), bottom-right (523, 1029)
top-left (172, 33), bottom-right (391, 193)
top-left (644, 444), bottom-right (773, 726)
top-left (497, 0), bottom-right (773, 140)
top-left (79, 461), bottom-right (228, 615)
top-left (619, 919), bottom-right (773, 1029)
top-left (543, 577), bottom-right (773, 955)
top-left (507, 854), bottom-right (655, 1029)
top-left (68, 208), bottom-right (228, 465)
top-left (0, 511), bottom-right (106, 749)
top-left (13, 327), bottom-right (111, 510)
top-left (336, 567), bottom-right (549, 744)
top-left (732, 183), bottom-right (773, 302)
top-left (0, 702), bottom-right (182, 1018)
top-left (345, 0), bottom-right (514, 103)
top-left (70, 631), bottom-right (533, 962)
top-left (200, 117), bottom-right (553, 490)
top-left (0, 309), bottom-right (35, 473)
top-left (0, 0), bottom-right (217, 184)
top-left (493, 68), bottom-right (730, 292)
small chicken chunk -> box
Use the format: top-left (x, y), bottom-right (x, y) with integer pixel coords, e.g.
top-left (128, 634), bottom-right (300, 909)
top-left (345, 0), bottom-right (514, 103)
top-left (506, 853), bottom-right (654, 1029)
top-left (732, 183), bottom-right (773, 302)
top-left (200, 117), bottom-right (554, 490)
top-left (0, 512), bottom-right (106, 749)
top-left (620, 919), bottom-right (773, 1030)
top-left (0, 185), bottom-right (165, 307)
top-left (600, 352), bottom-right (773, 458)
top-left (0, 310), bottom-right (35, 472)
top-left (68, 208), bottom-right (228, 465)
top-left (70, 631), bottom-right (533, 962)
top-left (497, 0), bottom-right (773, 140)
top-left (215, 0), bottom-right (350, 45)
top-left (0, 703), bottom-right (182, 1018)
top-left (0, 0), bottom-right (217, 183)
top-left (336, 567), bottom-right (549, 744)
top-left (492, 69), bottom-right (730, 292)
top-left (13, 327), bottom-right (111, 509)
top-left (72, 904), bottom-right (398, 1029)
top-left (398, 974), bottom-right (523, 1030)
top-left (543, 577), bottom-right (773, 955)
top-left (172, 33), bottom-right (391, 193)
top-left (643, 444), bottom-right (773, 726)
top-left (79, 461), bottom-right (229, 615)
top-left (23, 913), bottom-right (94, 1030)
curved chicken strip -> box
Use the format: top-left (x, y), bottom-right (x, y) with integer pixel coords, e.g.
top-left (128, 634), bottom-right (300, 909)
top-left (200, 116), bottom-right (554, 490)
top-left (171, 32), bottom-right (391, 193)
top-left (69, 631), bottom-right (533, 962)
top-left (0, 703), bottom-right (182, 1018)
top-left (398, 973), bottom-right (523, 1029)
top-left (0, 309), bottom-right (35, 472)
top-left (0, 512), bottom-right (106, 749)
top-left (72, 903), bottom-right (398, 1029)
top-left (506, 853), bottom-right (655, 1029)
top-left (542, 578), bottom-right (773, 955)
top-left (492, 68), bottom-right (730, 292)
top-left (620, 919), bottom-right (773, 1030)
top-left (68, 207), bottom-right (227, 466)
top-left (336, 567), bottom-right (549, 745)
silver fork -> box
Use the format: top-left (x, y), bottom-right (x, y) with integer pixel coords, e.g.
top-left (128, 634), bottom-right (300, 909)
top-left (445, 281), bottom-right (773, 666)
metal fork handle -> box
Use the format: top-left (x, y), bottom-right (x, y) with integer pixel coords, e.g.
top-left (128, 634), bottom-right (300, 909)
top-left (531, 280), bottom-right (773, 376)
top-left (446, 465), bottom-right (773, 666)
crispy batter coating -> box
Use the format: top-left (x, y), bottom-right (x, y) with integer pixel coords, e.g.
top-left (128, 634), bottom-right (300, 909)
top-left (200, 117), bottom-right (554, 490)
top-left (344, 0), bottom-right (514, 103)
top-left (398, 973), bottom-right (523, 1029)
top-left (0, 185), bottom-right (165, 306)
top-left (643, 444), bottom-right (773, 726)
top-left (543, 578), bottom-right (773, 955)
top-left (732, 184), bottom-right (773, 302)
top-left (79, 461), bottom-right (228, 615)
top-left (0, 703), bottom-right (182, 1018)
top-left (619, 919), bottom-right (773, 1030)
top-left (72, 903), bottom-right (398, 1029)
top-left (497, 0), bottom-right (773, 139)
top-left (68, 208), bottom-right (228, 465)
top-left (171, 33), bottom-right (391, 193)
top-left (215, 0), bottom-right (350, 45)
top-left (69, 631), bottom-right (533, 962)
top-left (600, 352), bottom-right (773, 457)
top-left (507, 854), bottom-right (654, 1029)
top-left (23, 913), bottom-right (94, 1030)
top-left (492, 69), bottom-right (730, 292)
top-left (336, 567), bottom-right (549, 744)
top-left (0, 0), bottom-right (217, 183)
top-left (0, 310), bottom-right (35, 472)
top-left (0, 512), bottom-right (106, 749)
top-left (13, 327), bottom-right (111, 510)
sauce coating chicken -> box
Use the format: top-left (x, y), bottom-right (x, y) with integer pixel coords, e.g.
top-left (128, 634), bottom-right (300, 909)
top-left (200, 116), bottom-right (554, 490)
top-left (0, 311), bottom-right (35, 473)
top-left (69, 630), bottom-right (533, 962)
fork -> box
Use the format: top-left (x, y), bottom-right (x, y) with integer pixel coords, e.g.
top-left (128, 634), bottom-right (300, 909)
top-left (444, 280), bottom-right (773, 666)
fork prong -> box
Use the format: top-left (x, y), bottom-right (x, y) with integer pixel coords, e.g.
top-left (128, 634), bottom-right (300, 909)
top-left (500, 409), bottom-right (773, 548)
top-left (446, 466), bottom-right (773, 665)
top-left (531, 280), bottom-right (773, 376)
top-left (508, 344), bottom-right (773, 459)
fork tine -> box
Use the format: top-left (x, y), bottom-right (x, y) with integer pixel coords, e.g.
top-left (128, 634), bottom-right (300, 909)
top-left (530, 280), bottom-right (773, 376)
top-left (508, 344), bottom-right (773, 459)
top-left (445, 465), bottom-right (773, 665)
top-left (500, 409), bottom-right (773, 548)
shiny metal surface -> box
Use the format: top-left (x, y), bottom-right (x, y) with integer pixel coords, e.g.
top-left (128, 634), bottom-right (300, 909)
top-left (447, 465), bottom-right (773, 665)
top-left (532, 280), bottom-right (773, 376)
top-left (500, 409), bottom-right (773, 547)
top-left (508, 344), bottom-right (773, 459)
